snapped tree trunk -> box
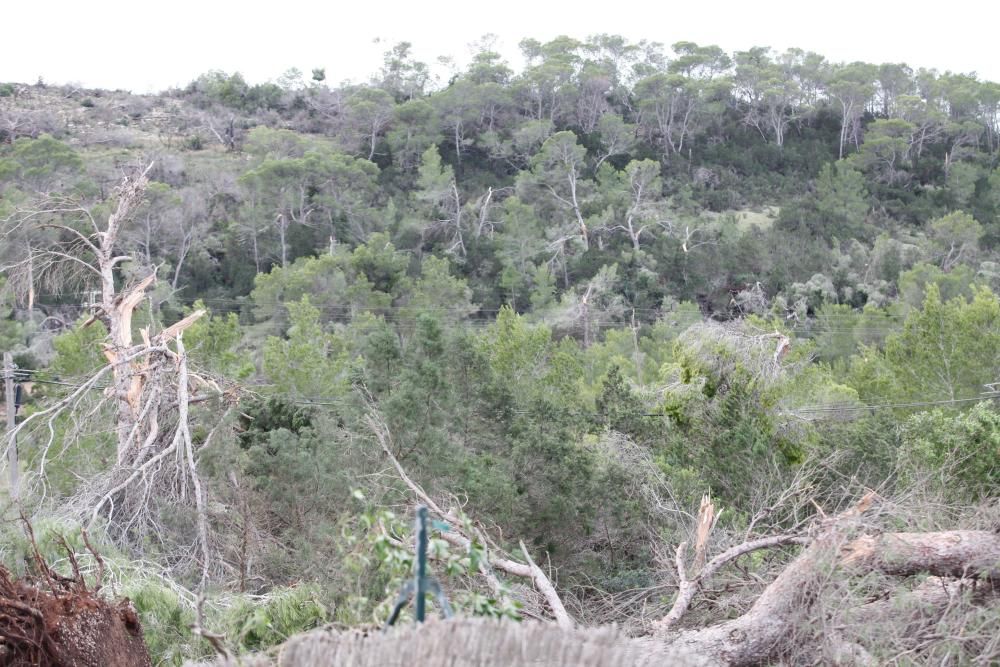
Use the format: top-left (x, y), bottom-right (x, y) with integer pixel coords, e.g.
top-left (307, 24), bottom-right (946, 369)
top-left (655, 493), bottom-right (1000, 666)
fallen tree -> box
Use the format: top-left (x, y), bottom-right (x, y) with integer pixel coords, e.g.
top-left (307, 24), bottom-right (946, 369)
top-left (658, 492), bottom-right (999, 665)
top-left (360, 412), bottom-right (1000, 667)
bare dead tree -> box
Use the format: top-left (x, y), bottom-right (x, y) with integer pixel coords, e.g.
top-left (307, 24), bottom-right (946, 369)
top-left (425, 180), bottom-right (466, 258)
top-left (656, 218), bottom-right (717, 254)
top-left (472, 186), bottom-right (505, 239)
top-left (1, 165), bottom-right (226, 585)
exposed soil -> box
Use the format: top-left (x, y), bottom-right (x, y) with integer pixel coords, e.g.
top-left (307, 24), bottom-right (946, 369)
top-left (0, 558), bottom-right (151, 666)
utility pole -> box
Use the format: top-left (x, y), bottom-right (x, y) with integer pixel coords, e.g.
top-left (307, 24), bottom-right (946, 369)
top-left (4, 352), bottom-right (19, 503)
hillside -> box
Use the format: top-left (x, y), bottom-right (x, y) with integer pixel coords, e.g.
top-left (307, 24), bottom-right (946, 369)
top-left (0, 37), bottom-right (998, 665)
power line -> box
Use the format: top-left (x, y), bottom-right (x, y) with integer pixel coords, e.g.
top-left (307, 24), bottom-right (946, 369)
top-left (790, 393), bottom-right (1000, 413)
top-left (11, 292), bottom-right (908, 317)
top-left (7, 303), bottom-right (910, 335)
top-left (256, 391), bottom-right (1000, 416)
top-left (12, 367), bottom-right (998, 419)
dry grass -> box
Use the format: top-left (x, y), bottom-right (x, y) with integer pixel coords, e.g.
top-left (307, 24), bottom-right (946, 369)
top-left (189, 617), bottom-right (706, 667)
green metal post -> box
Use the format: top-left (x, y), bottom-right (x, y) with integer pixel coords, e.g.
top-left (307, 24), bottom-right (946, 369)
top-left (415, 506), bottom-right (428, 622)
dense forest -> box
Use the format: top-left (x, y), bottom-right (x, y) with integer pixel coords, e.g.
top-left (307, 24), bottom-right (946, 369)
top-left (0, 35), bottom-right (998, 665)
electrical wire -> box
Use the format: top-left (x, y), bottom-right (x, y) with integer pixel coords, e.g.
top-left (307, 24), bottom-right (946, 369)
top-left (10, 368), bottom-right (998, 418)
top-left (789, 393), bottom-right (1000, 413)
top-left (6, 293), bottom-right (995, 417)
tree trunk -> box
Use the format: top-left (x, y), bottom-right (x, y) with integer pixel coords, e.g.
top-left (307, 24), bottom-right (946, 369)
top-left (657, 494), bottom-right (1000, 666)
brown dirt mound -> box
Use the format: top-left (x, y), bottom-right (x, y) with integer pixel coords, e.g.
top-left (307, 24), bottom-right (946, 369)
top-left (0, 530), bottom-right (151, 667)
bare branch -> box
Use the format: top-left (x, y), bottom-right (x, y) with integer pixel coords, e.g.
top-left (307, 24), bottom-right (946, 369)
top-left (656, 532), bottom-right (809, 632)
top-left (365, 404), bottom-right (574, 628)
top-left (520, 540), bottom-right (574, 630)
top-left (38, 223), bottom-right (101, 256)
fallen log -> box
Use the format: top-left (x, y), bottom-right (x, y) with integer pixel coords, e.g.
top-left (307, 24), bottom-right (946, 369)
top-left (367, 403), bottom-right (1000, 666)
top-left (191, 489), bottom-right (999, 667)
top-left (658, 492), bottom-right (1000, 665)
top-left (841, 530), bottom-right (1000, 581)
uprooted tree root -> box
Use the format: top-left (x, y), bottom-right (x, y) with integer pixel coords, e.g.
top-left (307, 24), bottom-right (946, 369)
top-left (0, 526), bottom-right (151, 667)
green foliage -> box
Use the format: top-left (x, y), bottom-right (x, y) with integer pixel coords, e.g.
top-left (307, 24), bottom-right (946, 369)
top-left (0, 277), bottom-right (26, 351)
top-left (245, 127), bottom-right (310, 159)
top-left (251, 251), bottom-right (358, 328)
top-left (850, 285), bottom-right (1000, 404)
top-left (240, 421), bottom-right (349, 547)
top-left (7, 37), bottom-right (1000, 661)
top-left (407, 255), bottom-right (476, 318)
top-left (183, 302), bottom-right (254, 378)
top-left (343, 496), bottom-right (522, 625)
top-left (127, 581), bottom-right (202, 665)
top-left (899, 402), bottom-right (1000, 496)
top-left (593, 365), bottom-right (651, 439)
top-left (416, 145), bottom-right (454, 201)
top-left (849, 118), bottom-right (914, 183)
top-left (230, 398), bottom-right (359, 583)
top-left (131, 578), bottom-right (336, 664)
top-left (262, 296), bottom-right (350, 398)
top-left (479, 307), bottom-right (559, 401)
top-left (130, 578), bottom-right (329, 664)
top-left (387, 99), bottom-right (439, 170)
top-left (349, 232), bottom-right (410, 296)
top-left (50, 317), bottom-right (108, 376)
top-left (778, 161), bottom-right (869, 239)
top-left (528, 264), bottom-right (557, 311)
top-left (945, 162), bottom-right (980, 209)
top-left (379, 313), bottom-right (452, 468)
top-left (189, 71), bottom-right (284, 112)
top-left (0, 134), bottom-right (83, 192)
top-left (224, 585), bottom-right (327, 651)
top-left (655, 322), bottom-right (861, 503)
top-left (236, 397), bottom-right (314, 451)
top-left (897, 262), bottom-right (981, 307)
top-left (812, 302), bottom-right (898, 367)
top-left (239, 137), bottom-right (380, 265)
top-left (929, 210), bottom-right (983, 270)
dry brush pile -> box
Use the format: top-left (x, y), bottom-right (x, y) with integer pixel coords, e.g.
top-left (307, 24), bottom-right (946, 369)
top-left (190, 489), bottom-right (999, 666)
top-left (231, 412), bottom-right (997, 666)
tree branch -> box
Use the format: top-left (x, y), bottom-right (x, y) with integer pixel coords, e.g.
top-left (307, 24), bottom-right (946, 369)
top-left (364, 406), bottom-right (574, 628)
top-left (656, 532), bottom-right (808, 632)
top-left (520, 540), bottom-right (574, 630)
top-left (655, 491), bottom-right (1000, 666)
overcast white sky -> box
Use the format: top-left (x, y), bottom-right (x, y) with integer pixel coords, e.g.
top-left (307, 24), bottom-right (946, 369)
top-left (4, 0), bottom-right (999, 92)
